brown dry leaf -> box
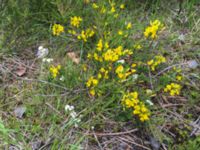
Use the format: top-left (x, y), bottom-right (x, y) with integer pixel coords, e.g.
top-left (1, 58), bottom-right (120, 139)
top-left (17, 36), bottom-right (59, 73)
top-left (67, 52), bottom-right (80, 64)
top-left (15, 66), bottom-right (26, 76)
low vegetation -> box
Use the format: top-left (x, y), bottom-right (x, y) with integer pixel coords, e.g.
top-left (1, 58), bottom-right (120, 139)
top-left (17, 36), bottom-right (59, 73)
top-left (0, 0), bottom-right (200, 149)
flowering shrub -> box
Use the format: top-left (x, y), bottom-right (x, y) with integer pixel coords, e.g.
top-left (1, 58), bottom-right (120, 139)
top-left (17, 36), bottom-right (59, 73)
top-left (122, 91), bottom-right (150, 122)
top-left (49, 1), bottom-right (185, 123)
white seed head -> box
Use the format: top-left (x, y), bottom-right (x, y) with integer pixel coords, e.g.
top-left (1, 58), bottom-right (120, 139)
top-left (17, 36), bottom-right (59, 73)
top-left (36, 46), bottom-right (49, 58)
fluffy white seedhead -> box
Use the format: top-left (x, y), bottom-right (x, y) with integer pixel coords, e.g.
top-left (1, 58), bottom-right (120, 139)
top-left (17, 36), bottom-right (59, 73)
top-left (36, 46), bottom-right (49, 58)
top-left (65, 105), bottom-right (74, 112)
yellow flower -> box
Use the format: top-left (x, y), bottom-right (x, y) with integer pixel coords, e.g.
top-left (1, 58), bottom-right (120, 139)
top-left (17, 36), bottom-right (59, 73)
top-left (147, 60), bottom-right (154, 66)
top-left (130, 92), bottom-right (138, 99)
top-left (89, 89), bottom-right (95, 96)
top-left (110, 6), bottom-right (116, 13)
top-left (118, 30), bottom-right (123, 35)
top-left (87, 53), bottom-right (92, 59)
top-left (93, 53), bottom-right (102, 62)
top-left (126, 22), bottom-right (132, 29)
top-left (92, 79), bottom-right (98, 86)
top-left (115, 65), bottom-right (124, 74)
top-left (100, 6), bottom-right (106, 14)
top-left (147, 55), bottom-right (166, 71)
top-left (144, 20), bottom-right (163, 39)
top-left (96, 39), bottom-right (103, 51)
top-left (70, 16), bottom-right (82, 28)
top-left (176, 75), bottom-right (182, 81)
top-left (105, 42), bottom-right (109, 49)
top-left (100, 67), bottom-right (106, 73)
top-left (52, 24), bottom-right (64, 36)
top-left (86, 76), bottom-right (99, 88)
top-left (49, 65), bottom-right (61, 78)
top-left (120, 4), bottom-right (125, 9)
top-left (86, 28), bottom-right (95, 37)
top-left (139, 114), bottom-right (149, 122)
top-left (78, 28), bottom-right (95, 42)
top-left (131, 63), bottom-right (137, 68)
top-left (82, 64), bottom-right (87, 72)
top-left (97, 73), bottom-right (102, 79)
top-left (92, 3), bottom-right (99, 9)
top-left (133, 44), bottom-right (142, 50)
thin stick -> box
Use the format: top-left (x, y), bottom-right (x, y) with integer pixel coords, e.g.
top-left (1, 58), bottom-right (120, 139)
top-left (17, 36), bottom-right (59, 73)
top-left (85, 128), bottom-right (138, 136)
top-left (93, 132), bottom-right (104, 150)
top-left (45, 102), bottom-right (62, 116)
top-left (153, 63), bottom-right (187, 77)
top-left (118, 136), bottom-right (151, 150)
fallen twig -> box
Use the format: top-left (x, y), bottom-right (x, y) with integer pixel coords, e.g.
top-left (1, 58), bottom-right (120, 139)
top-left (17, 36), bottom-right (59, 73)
top-left (153, 63), bottom-right (187, 77)
top-left (118, 136), bottom-right (151, 150)
top-left (85, 128), bottom-right (138, 136)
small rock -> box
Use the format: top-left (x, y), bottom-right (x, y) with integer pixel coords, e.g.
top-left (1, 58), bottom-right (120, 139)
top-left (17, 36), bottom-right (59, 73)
top-left (31, 140), bottom-right (43, 150)
top-left (150, 136), bottom-right (160, 150)
top-left (9, 145), bottom-right (19, 150)
top-left (187, 60), bottom-right (198, 69)
top-left (14, 106), bottom-right (26, 119)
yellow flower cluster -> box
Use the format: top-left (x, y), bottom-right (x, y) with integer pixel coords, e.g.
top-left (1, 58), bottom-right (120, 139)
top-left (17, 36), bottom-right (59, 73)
top-left (115, 64), bottom-right (136, 80)
top-left (164, 83), bottom-right (181, 96)
top-left (68, 30), bottom-right (77, 35)
top-left (103, 48), bottom-right (120, 62)
top-left (77, 28), bottom-right (95, 42)
top-left (122, 92), bottom-right (150, 122)
top-left (133, 44), bottom-right (142, 50)
top-left (176, 75), bottom-right (182, 81)
top-left (92, 1), bottom-right (124, 18)
top-left (144, 20), bottom-right (163, 39)
top-left (49, 65), bottom-right (61, 78)
top-left (87, 39), bottom-right (133, 63)
top-left (86, 76), bottom-right (99, 96)
top-left (85, 37), bottom-right (135, 96)
top-left (52, 24), bottom-right (64, 36)
top-left (70, 16), bottom-right (82, 28)
top-left (103, 46), bottom-right (133, 62)
top-left (86, 76), bottom-right (98, 87)
top-left (98, 67), bottom-right (109, 79)
top-left (147, 55), bottom-right (166, 71)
